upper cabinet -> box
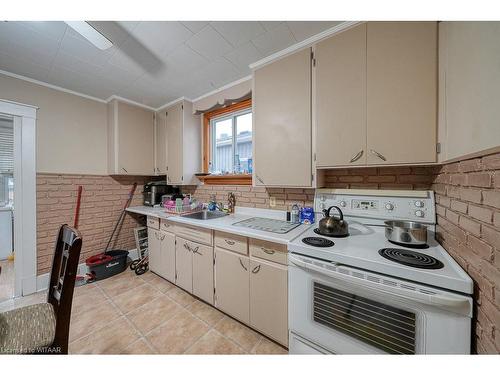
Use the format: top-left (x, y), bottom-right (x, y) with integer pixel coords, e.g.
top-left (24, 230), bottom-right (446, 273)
top-left (253, 48), bottom-right (312, 187)
top-left (155, 110), bottom-right (167, 175)
top-left (366, 22), bottom-right (437, 165)
top-left (315, 24), bottom-right (367, 167)
top-left (314, 22), bottom-right (438, 168)
top-left (161, 100), bottom-right (201, 185)
top-left (107, 99), bottom-right (155, 175)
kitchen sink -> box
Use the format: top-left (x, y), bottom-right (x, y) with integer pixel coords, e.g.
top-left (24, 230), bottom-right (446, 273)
top-left (183, 210), bottom-right (228, 220)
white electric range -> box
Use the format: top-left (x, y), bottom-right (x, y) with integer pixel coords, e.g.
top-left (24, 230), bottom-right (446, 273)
top-left (288, 189), bottom-right (473, 355)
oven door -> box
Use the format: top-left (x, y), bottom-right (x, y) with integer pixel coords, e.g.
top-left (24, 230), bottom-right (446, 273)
top-left (288, 253), bottom-right (472, 354)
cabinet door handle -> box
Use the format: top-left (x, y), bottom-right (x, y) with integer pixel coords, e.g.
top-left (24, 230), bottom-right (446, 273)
top-left (349, 149), bottom-right (364, 163)
top-left (224, 239), bottom-right (235, 246)
top-left (122, 167), bottom-right (128, 173)
top-left (192, 246), bottom-right (200, 255)
top-left (261, 247), bottom-right (275, 255)
top-left (256, 175), bottom-right (264, 185)
top-left (251, 265), bottom-right (261, 274)
top-left (160, 234), bottom-right (165, 241)
top-left (239, 258), bottom-right (248, 271)
top-left (183, 243), bottom-right (191, 252)
top-left (370, 149), bottom-right (387, 162)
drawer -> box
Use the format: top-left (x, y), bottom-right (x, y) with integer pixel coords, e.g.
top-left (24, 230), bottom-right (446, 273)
top-left (160, 219), bottom-right (175, 233)
top-left (176, 224), bottom-right (213, 246)
top-left (249, 238), bottom-right (287, 265)
top-left (214, 231), bottom-right (248, 255)
top-left (146, 216), bottom-right (159, 230)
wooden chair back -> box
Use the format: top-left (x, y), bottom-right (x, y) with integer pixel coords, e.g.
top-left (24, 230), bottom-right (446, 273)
top-left (47, 225), bottom-right (82, 354)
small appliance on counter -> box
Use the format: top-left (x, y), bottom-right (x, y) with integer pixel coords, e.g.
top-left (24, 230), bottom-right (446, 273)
top-left (142, 181), bottom-right (179, 206)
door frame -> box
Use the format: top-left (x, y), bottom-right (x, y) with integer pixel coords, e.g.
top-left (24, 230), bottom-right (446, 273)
top-left (0, 99), bottom-right (37, 297)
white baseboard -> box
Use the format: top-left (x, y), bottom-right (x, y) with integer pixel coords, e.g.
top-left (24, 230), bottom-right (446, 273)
top-left (34, 248), bottom-right (139, 293)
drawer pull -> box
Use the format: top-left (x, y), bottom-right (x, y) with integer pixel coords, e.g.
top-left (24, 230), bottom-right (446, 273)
top-left (370, 149), bottom-right (387, 162)
top-left (191, 246), bottom-right (200, 255)
top-left (251, 265), bottom-right (261, 274)
top-left (224, 239), bottom-right (236, 246)
top-left (239, 258), bottom-right (248, 271)
top-left (262, 247), bottom-right (275, 255)
top-left (183, 243), bottom-right (191, 252)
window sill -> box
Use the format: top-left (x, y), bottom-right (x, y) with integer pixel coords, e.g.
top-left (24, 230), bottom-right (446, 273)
top-left (196, 174), bottom-right (252, 185)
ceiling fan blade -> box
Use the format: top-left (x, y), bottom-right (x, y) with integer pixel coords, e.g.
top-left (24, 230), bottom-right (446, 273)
top-left (65, 21), bottom-right (113, 50)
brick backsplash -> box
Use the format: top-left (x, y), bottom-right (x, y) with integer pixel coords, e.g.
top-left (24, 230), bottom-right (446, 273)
top-left (36, 174), bottom-right (152, 275)
top-left (432, 152), bottom-right (500, 354)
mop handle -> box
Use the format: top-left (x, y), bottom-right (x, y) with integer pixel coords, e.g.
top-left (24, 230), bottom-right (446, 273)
top-left (104, 183), bottom-right (137, 252)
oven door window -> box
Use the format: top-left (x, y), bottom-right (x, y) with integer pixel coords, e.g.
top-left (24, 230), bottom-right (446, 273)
top-left (313, 281), bottom-right (416, 354)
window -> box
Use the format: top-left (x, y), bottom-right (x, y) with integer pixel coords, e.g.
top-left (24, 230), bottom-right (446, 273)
top-left (202, 99), bottom-right (252, 185)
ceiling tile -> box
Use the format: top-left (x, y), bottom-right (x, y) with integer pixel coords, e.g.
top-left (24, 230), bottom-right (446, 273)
top-left (89, 21), bottom-right (135, 47)
top-left (225, 42), bottom-right (263, 72)
top-left (190, 58), bottom-right (241, 89)
top-left (210, 21), bottom-right (266, 47)
top-left (259, 21), bottom-right (284, 32)
top-left (163, 44), bottom-right (208, 74)
top-left (186, 25), bottom-right (233, 61)
top-left (59, 30), bottom-right (115, 67)
top-left (0, 51), bottom-right (51, 82)
top-left (180, 21), bottom-right (209, 34)
top-left (18, 21), bottom-right (67, 43)
top-left (251, 23), bottom-right (297, 56)
top-left (52, 51), bottom-right (106, 78)
top-left (122, 21), bottom-right (192, 58)
top-left (286, 21), bottom-right (342, 41)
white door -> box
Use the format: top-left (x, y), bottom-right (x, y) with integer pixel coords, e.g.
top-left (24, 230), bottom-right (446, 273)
top-left (253, 48), bottom-right (312, 187)
top-left (175, 237), bottom-right (193, 292)
top-left (160, 230), bottom-right (176, 283)
top-left (166, 102), bottom-right (183, 184)
top-left (147, 228), bottom-right (161, 276)
top-left (214, 247), bottom-right (250, 324)
top-left (192, 243), bottom-right (214, 304)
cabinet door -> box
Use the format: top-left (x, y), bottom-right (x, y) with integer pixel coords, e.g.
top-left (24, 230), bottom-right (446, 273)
top-left (148, 228), bottom-right (161, 275)
top-left (214, 247), bottom-right (249, 324)
top-left (117, 101), bottom-right (155, 174)
top-left (192, 243), bottom-right (214, 305)
top-left (166, 102), bottom-right (183, 184)
top-left (249, 259), bottom-right (288, 346)
top-left (253, 48), bottom-right (312, 187)
top-left (159, 230), bottom-right (176, 283)
top-left (175, 237), bottom-right (193, 292)
top-left (366, 22), bottom-right (437, 164)
top-left (155, 110), bottom-right (167, 175)
top-left (315, 24), bottom-right (367, 167)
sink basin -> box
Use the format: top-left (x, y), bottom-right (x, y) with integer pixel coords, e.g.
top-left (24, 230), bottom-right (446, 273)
top-left (183, 210), bottom-right (228, 220)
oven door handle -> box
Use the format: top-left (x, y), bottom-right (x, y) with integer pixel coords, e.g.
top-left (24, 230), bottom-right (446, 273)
top-left (289, 255), bottom-right (472, 316)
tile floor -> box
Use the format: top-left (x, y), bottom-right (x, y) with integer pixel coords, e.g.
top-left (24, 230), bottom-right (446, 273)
top-left (0, 269), bottom-right (288, 355)
top-left (0, 259), bottom-right (14, 303)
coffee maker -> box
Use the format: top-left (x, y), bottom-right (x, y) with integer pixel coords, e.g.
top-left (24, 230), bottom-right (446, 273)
top-left (142, 181), bottom-right (180, 206)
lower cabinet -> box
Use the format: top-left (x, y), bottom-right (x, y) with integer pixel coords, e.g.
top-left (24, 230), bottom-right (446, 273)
top-left (175, 236), bottom-right (214, 304)
top-left (249, 258), bottom-right (288, 346)
top-left (148, 228), bottom-right (175, 283)
top-left (214, 247), bottom-right (250, 324)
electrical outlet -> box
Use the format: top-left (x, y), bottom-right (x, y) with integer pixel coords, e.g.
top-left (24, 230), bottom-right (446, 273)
top-left (269, 196), bottom-right (276, 207)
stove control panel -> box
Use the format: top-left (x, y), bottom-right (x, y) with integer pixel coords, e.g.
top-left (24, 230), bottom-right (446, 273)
top-left (315, 189), bottom-right (435, 224)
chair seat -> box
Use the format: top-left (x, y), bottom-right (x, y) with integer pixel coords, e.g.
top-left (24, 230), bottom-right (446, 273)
top-left (0, 303), bottom-right (56, 354)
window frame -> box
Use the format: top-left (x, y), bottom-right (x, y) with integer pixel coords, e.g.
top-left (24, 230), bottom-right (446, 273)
top-left (201, 99), bottom-right (252, 185)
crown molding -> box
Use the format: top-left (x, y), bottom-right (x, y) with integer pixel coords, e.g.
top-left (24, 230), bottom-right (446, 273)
top-left (249, 21), bottom-right (363, 70)
top-left (0, 69), bottom-right (108, 104)
top-left (190, 75), bottom-right (253, 103)
top-left (105, 95), bottom-right (157, 111)
top-left (155, 96), bottom-right (191, 112)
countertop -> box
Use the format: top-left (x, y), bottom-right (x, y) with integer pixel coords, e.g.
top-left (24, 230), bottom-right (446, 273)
top-left (126, 205), bottom-right (309, 245)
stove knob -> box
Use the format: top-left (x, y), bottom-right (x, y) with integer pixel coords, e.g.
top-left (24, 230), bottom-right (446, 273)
top-left (415, 210), bottom-right (425, 218)
top-left (414, 200), bottom-right (424, 208)
top-left (339, 200), bottom-right (347, 208)
top-left (385, 203), bottom-right (394, 211)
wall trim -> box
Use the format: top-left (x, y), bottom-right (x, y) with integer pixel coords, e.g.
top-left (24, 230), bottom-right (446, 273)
top-left (0, 69), bottom-right (108, 104)
top-left (249, 21), bottom-right (363, 70)
top-left (191, 75), bottom-right (253, 103)
top-left (105, 95), bottom-right (157, 111)
top-left (155, 96), bottom-right (190, 112)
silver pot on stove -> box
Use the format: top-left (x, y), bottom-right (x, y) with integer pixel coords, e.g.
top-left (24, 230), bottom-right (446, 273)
top-left (384, 220), bottom-right (428, 247)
